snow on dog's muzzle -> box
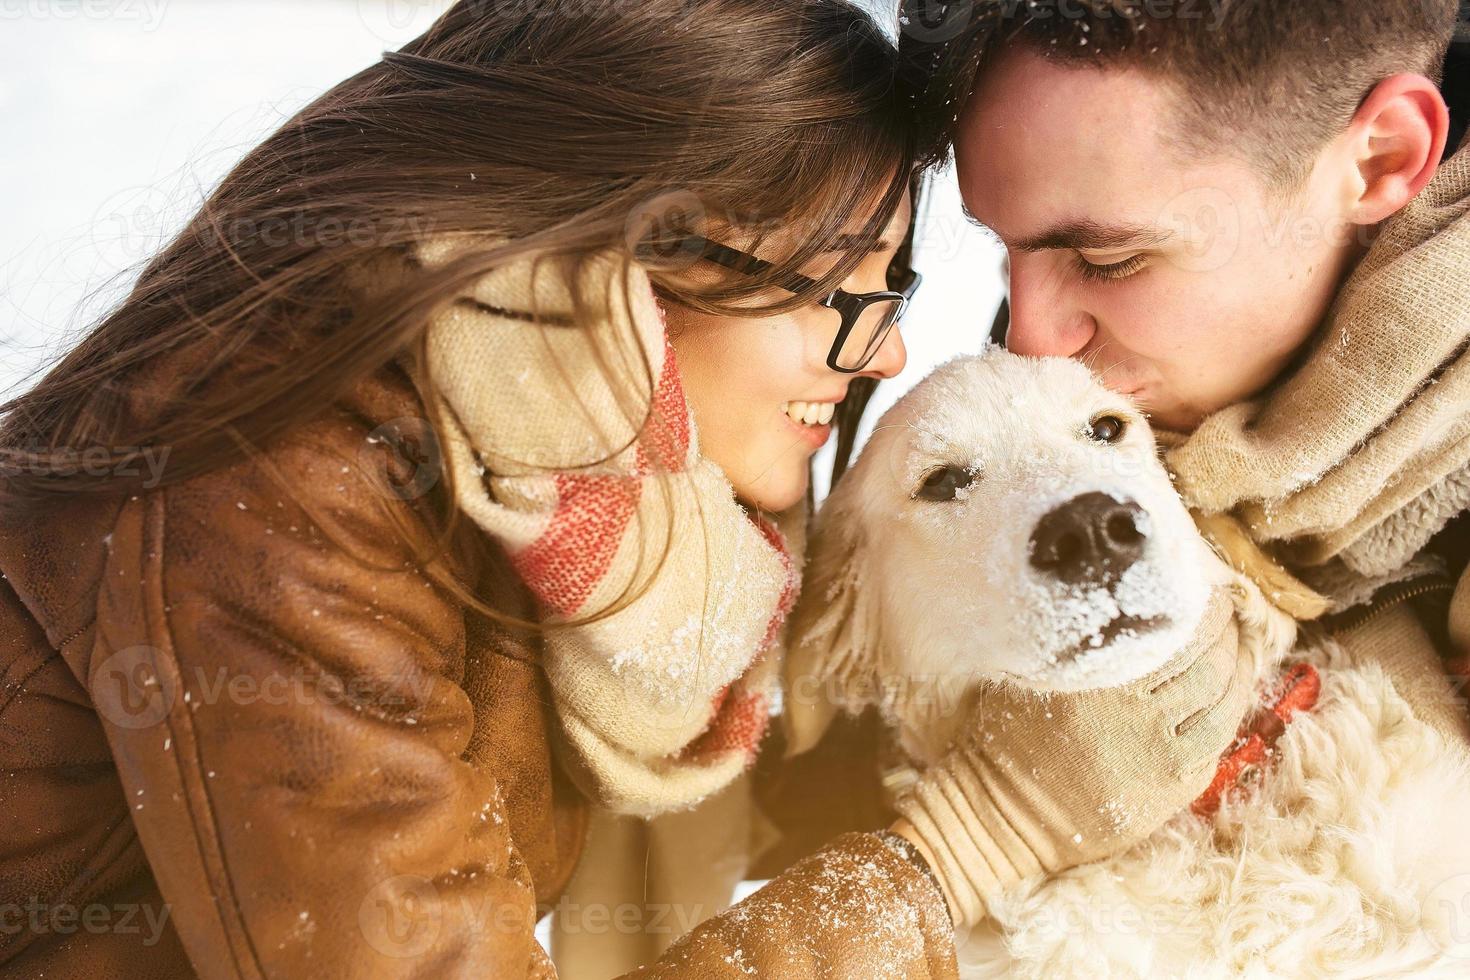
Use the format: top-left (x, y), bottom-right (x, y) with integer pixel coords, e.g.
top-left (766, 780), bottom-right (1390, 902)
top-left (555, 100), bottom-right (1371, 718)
top-left (1007, 484), bottom-right (1206, 689)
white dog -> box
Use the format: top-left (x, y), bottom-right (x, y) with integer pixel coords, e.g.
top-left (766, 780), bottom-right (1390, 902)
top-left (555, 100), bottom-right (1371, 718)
top-left (786, 350), bottom-right (1470, 978)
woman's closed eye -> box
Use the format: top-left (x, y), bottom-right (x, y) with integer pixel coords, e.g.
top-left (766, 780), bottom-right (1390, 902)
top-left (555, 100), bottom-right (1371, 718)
top-left (1075, 251), bottom-right (1148, 283)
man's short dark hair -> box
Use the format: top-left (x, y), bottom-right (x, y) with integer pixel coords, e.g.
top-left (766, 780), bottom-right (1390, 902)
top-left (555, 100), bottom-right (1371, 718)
top-left (903, 0), bottom-right (1463, 184)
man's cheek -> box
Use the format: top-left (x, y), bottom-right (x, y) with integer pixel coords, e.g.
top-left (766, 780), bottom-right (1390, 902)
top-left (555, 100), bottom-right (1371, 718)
top-left (1093, 281), bottom-right (1178, 349)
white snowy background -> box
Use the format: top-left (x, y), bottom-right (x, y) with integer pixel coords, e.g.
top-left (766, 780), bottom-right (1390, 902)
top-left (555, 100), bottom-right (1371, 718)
top-left (0, 0), bottom-right (1004, 952)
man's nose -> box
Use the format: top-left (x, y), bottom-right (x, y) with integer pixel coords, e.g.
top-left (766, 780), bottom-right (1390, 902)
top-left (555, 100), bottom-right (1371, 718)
top-left (1004, 254), bottom-right (1095, 358)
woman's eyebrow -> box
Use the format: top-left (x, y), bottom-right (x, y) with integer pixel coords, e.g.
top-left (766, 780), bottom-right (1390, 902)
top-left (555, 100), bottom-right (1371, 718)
top-left (820, 234), bottom-right (892, 255)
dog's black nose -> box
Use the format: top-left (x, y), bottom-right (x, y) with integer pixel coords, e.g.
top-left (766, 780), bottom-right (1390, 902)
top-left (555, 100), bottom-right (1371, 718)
top-left (1028, 492), bottom-right (1147, 586)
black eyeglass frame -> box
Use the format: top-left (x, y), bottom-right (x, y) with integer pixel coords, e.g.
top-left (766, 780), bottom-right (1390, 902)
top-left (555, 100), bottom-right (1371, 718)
top-left (690, 237), bottom-right (922, 374)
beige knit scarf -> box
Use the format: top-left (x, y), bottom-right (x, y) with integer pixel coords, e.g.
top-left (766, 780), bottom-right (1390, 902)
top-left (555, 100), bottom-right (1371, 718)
top-left (410, 237), bottom-right (805, 818)
top-left (1161, 142), bottom-right (1470, 609)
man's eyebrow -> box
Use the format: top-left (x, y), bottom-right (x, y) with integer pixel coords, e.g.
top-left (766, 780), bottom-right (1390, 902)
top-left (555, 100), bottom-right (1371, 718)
top-left (1011, 219), bottom-right (1172, 254)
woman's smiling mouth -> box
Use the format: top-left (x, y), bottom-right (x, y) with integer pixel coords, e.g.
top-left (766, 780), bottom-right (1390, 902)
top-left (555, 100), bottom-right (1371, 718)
top-left (781, 400), bottom-right (838, 449)
top-left (783, 400), bottom-right (837, 426)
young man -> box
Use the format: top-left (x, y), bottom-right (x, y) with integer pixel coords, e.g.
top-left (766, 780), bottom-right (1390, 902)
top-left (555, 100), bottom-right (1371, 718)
top-left (906, 0), bottom-right (1470, 730)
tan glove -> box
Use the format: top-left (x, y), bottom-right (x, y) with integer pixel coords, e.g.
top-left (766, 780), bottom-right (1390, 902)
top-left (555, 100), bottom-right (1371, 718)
top-left (893, 587), bottom-right (1251, 926)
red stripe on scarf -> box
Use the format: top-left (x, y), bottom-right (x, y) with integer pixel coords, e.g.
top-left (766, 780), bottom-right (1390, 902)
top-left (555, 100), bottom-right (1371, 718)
top-left (749, 511), bottom-right (798, 652)
top-left (680, 515), bottom-right (799, 764)
top-left (512, 332), bottom-right (692, 618)
top-left (639, 335), bottom-right (692, 473)
top-left (682, 684), bottom-right (772, 762)
top-left (512, 472), bottom-right (640, 619)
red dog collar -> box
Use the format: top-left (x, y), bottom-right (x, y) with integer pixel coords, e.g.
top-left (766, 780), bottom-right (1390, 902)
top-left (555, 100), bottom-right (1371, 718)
top-left (1192, 662), bottom-right (1321, 818)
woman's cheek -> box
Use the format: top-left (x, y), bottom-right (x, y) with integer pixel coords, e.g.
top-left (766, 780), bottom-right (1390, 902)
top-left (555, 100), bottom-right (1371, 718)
top-left (717, 403), bottom-right (803, 512)
top-left (668, 308), bottom-right (817, 509)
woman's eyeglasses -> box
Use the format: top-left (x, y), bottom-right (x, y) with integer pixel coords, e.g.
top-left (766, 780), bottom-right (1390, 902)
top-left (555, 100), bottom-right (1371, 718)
top-left (690, 237), bottom-right (922, 374)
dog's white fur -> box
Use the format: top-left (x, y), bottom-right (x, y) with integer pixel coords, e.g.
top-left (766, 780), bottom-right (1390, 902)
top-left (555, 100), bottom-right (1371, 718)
top-left (787, 350), bottom-right (1470, 978)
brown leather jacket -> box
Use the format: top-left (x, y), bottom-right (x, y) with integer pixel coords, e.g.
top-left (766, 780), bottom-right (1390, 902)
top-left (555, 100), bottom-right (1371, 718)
top-left (0, 363), bottom-right (956, 978)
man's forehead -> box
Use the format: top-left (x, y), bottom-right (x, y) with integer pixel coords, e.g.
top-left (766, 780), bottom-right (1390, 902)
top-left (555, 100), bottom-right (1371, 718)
top-left (955, 46), bottom-right (1195, 245)
top-left (962, 46), bottom-right (1184, 161)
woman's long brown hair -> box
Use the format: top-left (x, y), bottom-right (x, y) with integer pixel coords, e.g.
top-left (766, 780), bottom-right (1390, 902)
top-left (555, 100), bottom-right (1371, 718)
top-left (0, 0), bottom-right (918, 630)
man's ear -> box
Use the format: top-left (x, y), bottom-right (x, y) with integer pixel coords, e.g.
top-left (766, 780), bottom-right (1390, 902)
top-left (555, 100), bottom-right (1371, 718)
top-left (1345, 73), bottom-right (1451, 226)
top-left (780, 482), bottom-right (885, 758)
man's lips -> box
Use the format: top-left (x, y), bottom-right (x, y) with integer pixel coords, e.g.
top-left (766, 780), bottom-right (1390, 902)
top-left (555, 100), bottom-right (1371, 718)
top-left (1075, 351), bottom-right (1146, 399)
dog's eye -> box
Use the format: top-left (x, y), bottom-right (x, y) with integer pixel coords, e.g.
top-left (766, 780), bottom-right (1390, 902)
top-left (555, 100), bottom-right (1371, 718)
top-left (1087, 414), bottom-right (1127, 444)
top-left (915, 465), bottom-right (975, 502)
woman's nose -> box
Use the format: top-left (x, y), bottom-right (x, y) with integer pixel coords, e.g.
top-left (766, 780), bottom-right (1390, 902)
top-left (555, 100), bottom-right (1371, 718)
top-left (858, 321), bottom-right (907, 379)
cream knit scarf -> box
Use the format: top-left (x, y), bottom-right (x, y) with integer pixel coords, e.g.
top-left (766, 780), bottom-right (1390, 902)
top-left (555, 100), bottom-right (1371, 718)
top-left (410, 237), bottom-right (805, 818)
top-left (1161, 143), bottom-right (1470, 608)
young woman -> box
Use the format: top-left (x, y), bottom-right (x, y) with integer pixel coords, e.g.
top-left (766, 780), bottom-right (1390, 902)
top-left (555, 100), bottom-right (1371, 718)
top-left (0, 2), bottom-right (1253, 976)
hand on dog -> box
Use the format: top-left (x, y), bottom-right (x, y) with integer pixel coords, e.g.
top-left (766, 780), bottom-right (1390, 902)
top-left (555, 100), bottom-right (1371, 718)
top-left (890, 587), bottom-right (1251, 926)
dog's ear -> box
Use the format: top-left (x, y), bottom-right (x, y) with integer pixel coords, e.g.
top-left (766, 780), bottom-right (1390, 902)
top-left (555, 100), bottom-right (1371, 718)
top-left (1194, 511), bottom-right (1332, 621)
top-left (1222, 572), bottom-right (1303, 678)
top-left (1193, 510), bottom-right (1308, 672)
top-left (781, 482), bottom-right (886, 758)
